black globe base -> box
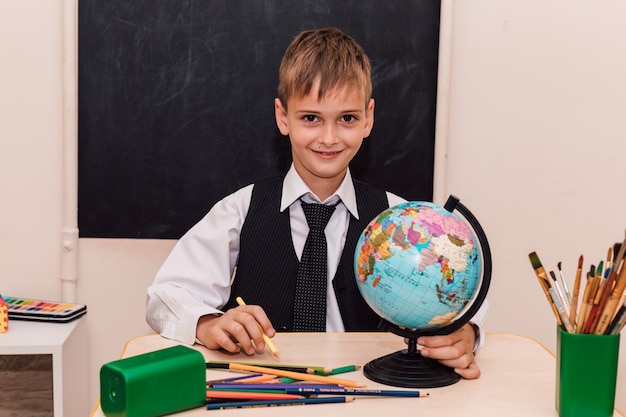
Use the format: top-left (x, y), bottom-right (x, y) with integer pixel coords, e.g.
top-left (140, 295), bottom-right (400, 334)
top-left (363, 338), bottom-right (461, 388)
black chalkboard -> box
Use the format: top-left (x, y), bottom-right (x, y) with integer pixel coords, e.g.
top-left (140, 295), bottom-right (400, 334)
top-left (78, 0), bottom-right (439, 238)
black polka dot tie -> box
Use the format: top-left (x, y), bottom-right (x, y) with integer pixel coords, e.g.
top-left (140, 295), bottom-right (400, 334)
top-left (292, 200), bottom-right (337, 332)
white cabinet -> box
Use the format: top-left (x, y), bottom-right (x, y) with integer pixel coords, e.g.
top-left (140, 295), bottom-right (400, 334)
top-left (0, 318), bottom-right (87, 417)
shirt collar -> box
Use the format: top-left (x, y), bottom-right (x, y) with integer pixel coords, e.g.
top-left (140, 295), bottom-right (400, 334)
top-left (280, 164), bottom-right (360, 219)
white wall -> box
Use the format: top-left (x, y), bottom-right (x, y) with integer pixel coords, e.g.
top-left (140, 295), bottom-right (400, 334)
top-left (440, 1), bottom-right (626, 410)
top-left (1, 0), bottom-right (625, 413)
top-left (0, 1), bottom-right (65, 300)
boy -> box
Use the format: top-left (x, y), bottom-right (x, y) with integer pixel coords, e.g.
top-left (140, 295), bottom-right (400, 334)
top-left (146, 27), bottom-right (487, 379)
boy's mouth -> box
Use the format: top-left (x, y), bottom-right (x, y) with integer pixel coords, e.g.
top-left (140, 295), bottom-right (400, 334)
top-left (315, 150), bottom-right (342, 156)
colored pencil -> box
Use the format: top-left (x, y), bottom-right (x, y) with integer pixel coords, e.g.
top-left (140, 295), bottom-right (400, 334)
top-left (206, 396), bottom-right (353, 410)
top-left (233, 374), bottom-right (278, 383)
top-left (206, 389), bottom-right (304, 400)
top-left (207, 360), bottom-right (329, 374)
top-left (207, 373), bottom-right (265, 385)
top-left (223, 362), bottom-right (366, 387)
top-left (235, 297), bottom-right (280, 359)
top-left (317, 365), bottom-right (361, 375)
top-left (283, 387), bottom-right (428, 397)
top-left (207, 362), bottom-right (313, 374)
top-left (209, 383), bottom-right (344, 390)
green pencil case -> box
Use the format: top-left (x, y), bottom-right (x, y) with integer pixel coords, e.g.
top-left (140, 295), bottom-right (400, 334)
top-left (100, 345), bottom-right (206, 417)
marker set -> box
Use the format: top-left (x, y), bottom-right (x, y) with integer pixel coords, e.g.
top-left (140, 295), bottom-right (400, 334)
top-left (3, 296), bottom-right (87, 323)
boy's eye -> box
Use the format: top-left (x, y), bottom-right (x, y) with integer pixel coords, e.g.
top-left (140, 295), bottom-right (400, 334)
top-left (303, 115), bottom-right (317, 122)
top-left (342, 115), bottom-right (356, 123)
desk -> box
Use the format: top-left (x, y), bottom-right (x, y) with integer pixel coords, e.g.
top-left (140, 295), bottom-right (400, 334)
top-left (0, 318), bottom-right (88, 417)
top-left (90, 332), bottom-right (624, 417)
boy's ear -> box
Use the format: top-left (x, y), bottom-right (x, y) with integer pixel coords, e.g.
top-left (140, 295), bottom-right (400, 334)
top-left (275, 98), bottom-right (290, 136)
top-left (363, 98), bottom-right (375, 138)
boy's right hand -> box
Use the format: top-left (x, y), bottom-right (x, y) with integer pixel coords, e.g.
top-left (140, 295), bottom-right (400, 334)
top-left (195, 305), bottom-right (276, 355)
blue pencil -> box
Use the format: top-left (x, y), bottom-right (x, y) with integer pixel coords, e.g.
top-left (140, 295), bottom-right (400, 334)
top-left (284, 387), bottom-right (429, 397)
top-left (206, 396), bottom-right (352, 410)
top-left (206, 373), bottom-right (264, 385)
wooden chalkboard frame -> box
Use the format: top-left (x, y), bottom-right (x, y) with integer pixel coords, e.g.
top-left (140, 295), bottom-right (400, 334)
top-left (78, 0), bottom-right (440, 238)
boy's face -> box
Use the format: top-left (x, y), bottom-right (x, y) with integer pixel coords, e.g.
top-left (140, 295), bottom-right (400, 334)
top-left (275, 82), bottom-right (374, 196)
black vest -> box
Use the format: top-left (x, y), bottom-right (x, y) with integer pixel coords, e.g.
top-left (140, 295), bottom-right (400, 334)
top-left (223, 176), bottom-right (389, 331)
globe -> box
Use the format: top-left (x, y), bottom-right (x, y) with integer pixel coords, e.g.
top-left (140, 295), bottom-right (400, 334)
top-left (354, 195), bottom-right (491, 388)
top-left (355, 201), bottom-right (481, 331)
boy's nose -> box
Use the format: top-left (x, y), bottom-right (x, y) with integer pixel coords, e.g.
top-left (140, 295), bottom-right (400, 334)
top-left (319, 125), bottom-right (339, 145)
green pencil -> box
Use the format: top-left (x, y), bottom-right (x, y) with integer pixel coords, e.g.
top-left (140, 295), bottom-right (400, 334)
top-left (317, 364), bottom-right (361, 375)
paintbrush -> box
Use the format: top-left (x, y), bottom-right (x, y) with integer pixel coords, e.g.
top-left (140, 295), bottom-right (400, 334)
top-left (550, 270), bottom-right (571, 319)
top-left (528, 252), bottom-right (567, 330)
top-left (593, 234), bottom-right (626, 334)
top-left (577, 265), bottom-right (595, 333)
top-left (557, 261), bottom-right (571, 303)
top-left (583, 261), bottom-right (604, 333)
top-left (569, 255), bottom-right (583, 328)
top-left (588, 235), bottom-right (626, 333)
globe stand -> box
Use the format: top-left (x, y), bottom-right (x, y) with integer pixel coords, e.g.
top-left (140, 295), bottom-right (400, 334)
top-left (363, 331), bottom-right (461, 388)
top-left (361, 195), bottom-right (492, 389)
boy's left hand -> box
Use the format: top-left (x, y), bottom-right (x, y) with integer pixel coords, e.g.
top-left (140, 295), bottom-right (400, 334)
top-left (410, 323), bottom-right (480, 380)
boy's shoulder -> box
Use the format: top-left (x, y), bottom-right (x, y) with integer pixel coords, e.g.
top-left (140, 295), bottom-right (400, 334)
top-left (352, 178), bottom-right (406, 206)
top-left (352, 178), bottom-right (387, 196)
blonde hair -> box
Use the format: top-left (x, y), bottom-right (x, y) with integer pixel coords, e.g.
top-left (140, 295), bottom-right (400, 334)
top-left (277, 27), bottom-right (372, 109)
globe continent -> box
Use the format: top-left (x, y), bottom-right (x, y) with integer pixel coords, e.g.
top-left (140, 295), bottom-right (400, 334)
top-left (354, 201), bottom-right (482, 330)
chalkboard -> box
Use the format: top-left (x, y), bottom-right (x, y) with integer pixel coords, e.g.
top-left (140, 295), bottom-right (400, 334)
top-left (78, 0), bottom-right (440, 238)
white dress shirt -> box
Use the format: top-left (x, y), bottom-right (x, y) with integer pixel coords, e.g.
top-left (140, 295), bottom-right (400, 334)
top-left (146, 165), bottom-right (488, 345)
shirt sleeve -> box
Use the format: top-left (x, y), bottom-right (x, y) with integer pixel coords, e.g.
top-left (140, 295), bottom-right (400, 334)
top-left (145, 184), bottom-right (253, 344)
top-left (469, 299), bottom-right (489, 351)
top-left (385, 191), bottom-right (406, 207)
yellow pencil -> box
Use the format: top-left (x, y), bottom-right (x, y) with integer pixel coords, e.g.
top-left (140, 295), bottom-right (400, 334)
top-left (236, 297), bottom-right (280, 359)
top-left (226, 362), bottom-right (367, 388)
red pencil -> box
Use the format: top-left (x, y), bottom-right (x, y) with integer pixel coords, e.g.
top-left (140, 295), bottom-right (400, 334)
top-left (206, 389), bottom-right (304, 401)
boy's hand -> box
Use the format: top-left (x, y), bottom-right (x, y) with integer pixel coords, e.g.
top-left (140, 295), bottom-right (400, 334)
top-left (409, 323), bottom-right (481, 379)
top-left (196, 305), bottom-right (276, 355)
